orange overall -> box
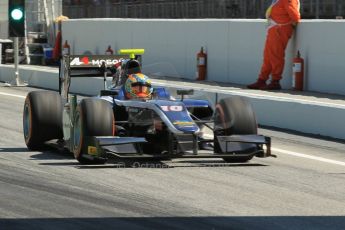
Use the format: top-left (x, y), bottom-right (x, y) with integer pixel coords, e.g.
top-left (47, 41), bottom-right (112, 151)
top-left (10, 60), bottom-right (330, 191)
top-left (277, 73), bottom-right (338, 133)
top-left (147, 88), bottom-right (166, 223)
top-left (258, 0), bottom-right (301, 82)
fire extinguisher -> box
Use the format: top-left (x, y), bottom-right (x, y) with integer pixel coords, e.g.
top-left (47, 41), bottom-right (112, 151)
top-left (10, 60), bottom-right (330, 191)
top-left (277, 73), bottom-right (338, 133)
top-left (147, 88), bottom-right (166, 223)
top-left (62, 40), bottom-right (70, 56)
top-left (292, 50), bottom-right (304, 91)
top-left (196, 47), bottom-right (207, 81)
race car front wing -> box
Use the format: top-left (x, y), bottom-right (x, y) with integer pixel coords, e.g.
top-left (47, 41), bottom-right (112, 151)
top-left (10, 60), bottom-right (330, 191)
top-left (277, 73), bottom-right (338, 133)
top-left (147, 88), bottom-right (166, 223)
top-left (88, 134), bottom-right (273, 159)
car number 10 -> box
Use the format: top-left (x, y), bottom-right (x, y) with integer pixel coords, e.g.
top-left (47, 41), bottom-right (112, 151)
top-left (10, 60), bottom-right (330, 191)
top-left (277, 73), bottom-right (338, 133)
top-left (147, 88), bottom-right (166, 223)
top-left (160, 105), bottom-right (183, 112)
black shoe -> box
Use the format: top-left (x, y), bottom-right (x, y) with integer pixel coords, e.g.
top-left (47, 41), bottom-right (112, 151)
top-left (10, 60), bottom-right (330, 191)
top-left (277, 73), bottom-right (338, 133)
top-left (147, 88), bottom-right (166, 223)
top-left (260, 80), bottom-right (281, 90)
top-left (247, 79), bottom-right (267, 89)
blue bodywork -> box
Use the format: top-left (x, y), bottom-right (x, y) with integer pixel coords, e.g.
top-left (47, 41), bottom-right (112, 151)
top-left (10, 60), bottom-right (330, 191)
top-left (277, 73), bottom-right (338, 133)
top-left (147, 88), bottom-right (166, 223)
top-left (152, 100), bottom-right (198, 132)
top-left (100, 86), bottom-right (212, 134)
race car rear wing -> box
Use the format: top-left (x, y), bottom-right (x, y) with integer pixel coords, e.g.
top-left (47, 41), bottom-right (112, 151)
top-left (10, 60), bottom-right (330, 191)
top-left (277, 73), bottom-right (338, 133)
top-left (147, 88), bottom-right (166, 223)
top-left (59, 54), bottom-right (128, 100)
top-left (59, 49), bottom-right (145, 101)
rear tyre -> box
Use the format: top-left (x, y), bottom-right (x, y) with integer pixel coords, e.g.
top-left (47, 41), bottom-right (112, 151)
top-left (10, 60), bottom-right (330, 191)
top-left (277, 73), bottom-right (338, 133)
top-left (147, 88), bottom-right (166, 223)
top-left (73, 98), bottom-right (114, 164)
top-left (213, 96), bottom-right (257, 163)
top-left (23, 91), bottom-right (63, 150)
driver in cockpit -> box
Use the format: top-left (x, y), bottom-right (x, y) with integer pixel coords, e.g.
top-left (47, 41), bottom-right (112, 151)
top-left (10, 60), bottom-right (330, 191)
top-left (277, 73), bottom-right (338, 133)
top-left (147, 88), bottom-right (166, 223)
top-left (124, 73), bottom-right (153, 100)
top-left (112, 59), bottom-right (142, 87)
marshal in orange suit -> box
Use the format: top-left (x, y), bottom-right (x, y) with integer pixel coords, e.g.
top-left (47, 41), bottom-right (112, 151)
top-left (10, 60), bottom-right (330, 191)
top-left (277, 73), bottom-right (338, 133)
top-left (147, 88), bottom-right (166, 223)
top-left (247, 0), bottom-right (301, 90)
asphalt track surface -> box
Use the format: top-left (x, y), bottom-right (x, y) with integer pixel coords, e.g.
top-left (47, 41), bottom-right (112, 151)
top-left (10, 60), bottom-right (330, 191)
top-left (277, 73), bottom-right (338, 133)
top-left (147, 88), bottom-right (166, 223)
top-left (1, 84), bottom-right (345, 230)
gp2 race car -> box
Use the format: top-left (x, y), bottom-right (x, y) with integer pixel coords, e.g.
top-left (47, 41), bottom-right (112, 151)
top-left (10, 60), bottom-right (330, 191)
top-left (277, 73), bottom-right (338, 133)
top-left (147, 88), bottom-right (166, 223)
top-left (23, 49), bottom-right (273, 164)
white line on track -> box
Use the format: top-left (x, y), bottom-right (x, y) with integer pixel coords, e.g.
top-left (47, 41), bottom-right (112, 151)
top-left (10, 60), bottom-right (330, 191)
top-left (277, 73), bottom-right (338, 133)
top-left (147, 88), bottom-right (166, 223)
top-left (203, 134), bottom-right (345, 166)
top-left (0, 92), bottom-right (26, 99)
top-left (272, 147), bottom-right (345, 166)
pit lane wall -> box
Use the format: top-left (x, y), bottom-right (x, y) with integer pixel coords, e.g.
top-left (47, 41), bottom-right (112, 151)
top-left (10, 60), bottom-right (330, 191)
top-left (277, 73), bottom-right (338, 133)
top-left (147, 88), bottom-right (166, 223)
top-left (61, 19), bottom-right (345, 96)
top-left (1, 65), bottom-right (345, 140)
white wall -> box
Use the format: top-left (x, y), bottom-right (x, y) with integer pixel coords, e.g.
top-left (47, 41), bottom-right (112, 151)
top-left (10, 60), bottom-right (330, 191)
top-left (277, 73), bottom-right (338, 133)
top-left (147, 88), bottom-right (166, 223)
top-left (295, 20), bottom-right (345, 95)
top-left (62, 19), bottom-right (266, 83)
top-left (0, 65), bottom-right (105, 95)
top-left (62, 18), bottom-right (345, 95)
top-left (0, 1), bottom-right (8, 39)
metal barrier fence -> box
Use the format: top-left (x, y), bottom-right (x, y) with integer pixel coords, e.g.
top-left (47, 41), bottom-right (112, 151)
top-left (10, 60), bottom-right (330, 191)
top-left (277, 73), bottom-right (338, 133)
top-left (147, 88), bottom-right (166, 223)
top-left (63, 0), bottom-right (345, 19)
top-left (63, 0), bottom-right (265, 19)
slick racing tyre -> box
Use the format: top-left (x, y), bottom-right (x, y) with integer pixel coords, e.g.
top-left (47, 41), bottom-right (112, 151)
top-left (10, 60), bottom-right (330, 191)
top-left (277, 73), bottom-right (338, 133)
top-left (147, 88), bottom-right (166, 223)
top-left (23, 91), bottom-right (63, 150)
top-left (214, 96), bottom-right (257, 163)
top-left (73, 98), bottom-right (114, 164)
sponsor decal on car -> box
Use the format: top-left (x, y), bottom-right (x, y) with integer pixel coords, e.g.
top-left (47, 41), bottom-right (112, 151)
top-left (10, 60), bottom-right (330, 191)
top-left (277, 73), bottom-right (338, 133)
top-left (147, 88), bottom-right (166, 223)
top-left (70, 57), bottom-right (124, 66)
top-left (88, 146), bottom-right (98, 155)
top-left (173, 121), bottom-right (195, 126)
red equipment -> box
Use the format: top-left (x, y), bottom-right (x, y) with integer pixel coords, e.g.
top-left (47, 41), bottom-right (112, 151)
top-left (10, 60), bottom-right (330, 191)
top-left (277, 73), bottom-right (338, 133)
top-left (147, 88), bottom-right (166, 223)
top-left (196, 47), bottom-right (207, 81)
top-left (52, 31), bottom-right (62, 60)
top-left (292, 50), bottom-right (304, 91)
top-left (62, 40), bottom-right (70, 56)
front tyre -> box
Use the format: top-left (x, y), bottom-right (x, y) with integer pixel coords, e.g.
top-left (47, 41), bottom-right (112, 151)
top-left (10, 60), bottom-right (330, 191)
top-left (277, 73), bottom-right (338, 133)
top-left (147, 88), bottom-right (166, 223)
top-left (73, 98), bottom-right (114, 164)
top-left (214, 96), bottom-right (257, 163)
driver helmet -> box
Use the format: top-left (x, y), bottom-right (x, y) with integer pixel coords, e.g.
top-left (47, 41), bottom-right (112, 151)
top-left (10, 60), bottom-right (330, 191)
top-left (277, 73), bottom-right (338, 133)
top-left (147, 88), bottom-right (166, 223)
top-left (124, 73), bottom-right (153, 99)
